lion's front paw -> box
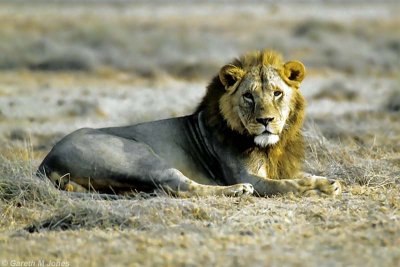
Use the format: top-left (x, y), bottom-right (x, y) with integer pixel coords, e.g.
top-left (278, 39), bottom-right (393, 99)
top-left (222, 183), bottom-right (254, 197)
top-left (298, 176), bottom-right (342, 197)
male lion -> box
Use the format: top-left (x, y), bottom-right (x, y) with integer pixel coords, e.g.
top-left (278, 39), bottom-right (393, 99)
top-left (37, 49), bottom-right (341, 197)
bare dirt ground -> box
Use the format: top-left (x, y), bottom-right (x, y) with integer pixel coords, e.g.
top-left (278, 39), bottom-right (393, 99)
top-left (0, 1), bottom-right (399, 266)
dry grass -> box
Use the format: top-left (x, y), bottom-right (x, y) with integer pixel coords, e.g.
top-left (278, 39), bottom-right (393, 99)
top-left (0, 146), bottom-right (399, 266)
top-left (1, 1), bottom-right (400, 266)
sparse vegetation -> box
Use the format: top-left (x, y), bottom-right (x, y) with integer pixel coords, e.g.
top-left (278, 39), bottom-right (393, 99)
top-left (384, 87), bottom-right (400, 113)
top-left (0, 1), bottom-right (399, 77)
top-left (0, 1), bottom-right (399, 266)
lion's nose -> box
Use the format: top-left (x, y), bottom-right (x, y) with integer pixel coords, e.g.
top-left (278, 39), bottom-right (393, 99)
top-left (256, 117), bottom-right (274, 126)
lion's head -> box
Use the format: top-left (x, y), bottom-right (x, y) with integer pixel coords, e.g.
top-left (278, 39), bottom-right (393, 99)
top-left (198, 49), bottom-right (306, 150)
top-left (196, 49), bottom-right (307, 178)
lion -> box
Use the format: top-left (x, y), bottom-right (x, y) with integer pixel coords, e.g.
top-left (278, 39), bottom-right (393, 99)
top-left (37, 49), bottom-right (341, 197)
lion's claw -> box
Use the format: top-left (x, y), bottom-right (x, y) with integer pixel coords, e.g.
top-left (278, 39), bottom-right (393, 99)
top-left (300, 176), bottom-right (342, 197)
top-left (224, 183), bottom-right (254, 197)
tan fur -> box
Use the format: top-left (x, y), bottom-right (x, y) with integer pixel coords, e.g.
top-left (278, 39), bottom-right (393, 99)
top-left (197, 49), bottom-right (306, 180)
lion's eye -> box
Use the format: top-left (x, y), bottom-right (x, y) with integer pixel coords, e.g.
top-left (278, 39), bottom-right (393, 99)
top-left (243, 92), bottom-right (254, 102)
top-left (274, 91), bottom-right (283, 97)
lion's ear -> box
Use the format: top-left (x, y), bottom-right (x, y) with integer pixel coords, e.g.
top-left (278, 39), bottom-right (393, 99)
top-left (283, 61), bottom-right (306, 86)
top-left (219, 64), bottom-right (245, 89)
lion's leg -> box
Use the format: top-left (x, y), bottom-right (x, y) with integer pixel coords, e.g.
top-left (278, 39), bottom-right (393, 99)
top-left (246, 174), bottom-right (341, 197)
top-left (47, 172), bottom-right (88, 193)
top-left (164, 172), bottom-right (254, 197)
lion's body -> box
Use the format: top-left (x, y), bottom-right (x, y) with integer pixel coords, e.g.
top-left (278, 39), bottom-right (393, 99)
top-left (98, 114), bottom-right (225, 186)
top-left (38, 49), bottom-right (341, 197)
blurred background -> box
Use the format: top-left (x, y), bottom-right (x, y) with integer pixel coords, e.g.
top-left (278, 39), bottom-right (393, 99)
top-left (0, 0), bottom-right (399, 168)
top-left (1, 1), bottom-right (399, 75)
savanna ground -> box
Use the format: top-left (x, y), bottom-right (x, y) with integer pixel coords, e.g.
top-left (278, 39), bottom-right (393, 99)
top-left (0, 1), bottom-right (399, 266)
